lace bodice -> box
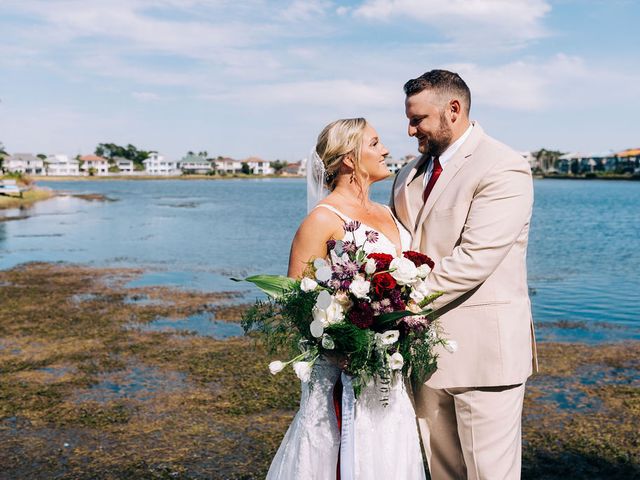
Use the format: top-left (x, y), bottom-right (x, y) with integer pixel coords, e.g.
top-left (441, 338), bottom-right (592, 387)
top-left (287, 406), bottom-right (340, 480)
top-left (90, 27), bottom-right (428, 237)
top-left (314, 204), bottom-right (412, 256)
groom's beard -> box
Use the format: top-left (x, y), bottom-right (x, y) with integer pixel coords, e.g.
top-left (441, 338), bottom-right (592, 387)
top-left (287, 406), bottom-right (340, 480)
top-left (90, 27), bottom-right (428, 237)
top-left (420, 113), bottom-right (453, 159)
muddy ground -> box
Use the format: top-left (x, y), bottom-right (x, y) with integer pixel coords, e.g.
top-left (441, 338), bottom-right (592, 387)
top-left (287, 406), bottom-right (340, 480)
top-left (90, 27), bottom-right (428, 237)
top-left (0, 263), bottom-right (637, 479)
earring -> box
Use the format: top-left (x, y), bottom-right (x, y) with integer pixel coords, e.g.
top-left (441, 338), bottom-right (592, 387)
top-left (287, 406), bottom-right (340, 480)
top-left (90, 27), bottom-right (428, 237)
top-left (349, 170), bottom-right (355, 183)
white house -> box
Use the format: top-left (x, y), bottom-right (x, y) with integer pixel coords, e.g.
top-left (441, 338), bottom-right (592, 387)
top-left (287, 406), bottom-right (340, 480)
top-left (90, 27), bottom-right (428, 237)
top-left (113, 156), bottom-right (135, 174)
top-left (244, 156), bottom-right (273, 175)
top-left (181, 153), bottom-right (212, 174)
top-left (143, 152), bottom-right (180, 175)
top-left (5, 153), bottom-right (44, 174)
top-left (215, 157), bottom-right (242, 174)
top-left (79, 155), bottom-right (110, 175)
top-left (46, 154), bottom-right (80, 176)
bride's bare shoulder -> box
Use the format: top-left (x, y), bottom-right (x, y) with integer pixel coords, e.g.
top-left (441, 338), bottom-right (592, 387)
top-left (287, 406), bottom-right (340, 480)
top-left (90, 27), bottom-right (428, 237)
top-left (298, 205), bottom-right (343, 236)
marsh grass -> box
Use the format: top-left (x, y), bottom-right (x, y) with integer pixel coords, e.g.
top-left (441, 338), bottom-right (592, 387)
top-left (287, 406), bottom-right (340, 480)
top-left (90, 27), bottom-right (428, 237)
top-left (0, 263), bottom-right (637, 479)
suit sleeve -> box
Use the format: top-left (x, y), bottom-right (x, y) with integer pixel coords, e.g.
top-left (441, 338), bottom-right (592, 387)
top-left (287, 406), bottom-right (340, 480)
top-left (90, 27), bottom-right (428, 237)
top-left (427, 159), bottom-right (533, 310)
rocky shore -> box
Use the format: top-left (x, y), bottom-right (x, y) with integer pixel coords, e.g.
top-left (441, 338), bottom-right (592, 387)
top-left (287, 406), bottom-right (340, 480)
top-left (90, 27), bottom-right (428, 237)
top-left (0, 263), bottom-right (637, 479)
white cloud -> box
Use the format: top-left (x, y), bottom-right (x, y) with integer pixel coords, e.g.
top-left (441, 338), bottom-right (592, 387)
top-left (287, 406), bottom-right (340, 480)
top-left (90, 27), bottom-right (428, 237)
top-left (132, 91), bottom-right (161, 102)
top-left (354, 0), bottom-right (551, 49)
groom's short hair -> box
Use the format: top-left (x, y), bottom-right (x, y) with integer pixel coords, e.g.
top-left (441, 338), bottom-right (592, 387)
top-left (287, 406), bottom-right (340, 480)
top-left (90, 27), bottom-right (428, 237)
top-left (404, 69), bottom-right (471, 116)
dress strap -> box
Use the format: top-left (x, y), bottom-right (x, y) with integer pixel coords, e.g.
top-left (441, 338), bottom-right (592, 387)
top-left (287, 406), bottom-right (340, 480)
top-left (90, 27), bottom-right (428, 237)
top-left (314, 204), bottom-right (352, 223)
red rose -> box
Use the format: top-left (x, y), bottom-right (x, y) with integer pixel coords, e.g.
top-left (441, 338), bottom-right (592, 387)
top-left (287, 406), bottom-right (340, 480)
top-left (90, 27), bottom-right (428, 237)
top-left (371, 272), bottom-right (397, 297)
top-left (403, 250), bottom-right (435, 269)
top-left (367, 253), bottom-right (393, 270)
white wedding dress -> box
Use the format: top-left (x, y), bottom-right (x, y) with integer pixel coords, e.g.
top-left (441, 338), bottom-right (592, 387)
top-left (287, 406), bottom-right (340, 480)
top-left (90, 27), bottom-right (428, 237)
top-left (266, 204), bottom-right (426, 480)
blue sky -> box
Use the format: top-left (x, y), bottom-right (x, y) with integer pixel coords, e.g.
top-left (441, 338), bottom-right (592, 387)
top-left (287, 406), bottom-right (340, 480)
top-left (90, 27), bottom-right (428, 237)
top-left (0, 0), bottom-right (638, 161)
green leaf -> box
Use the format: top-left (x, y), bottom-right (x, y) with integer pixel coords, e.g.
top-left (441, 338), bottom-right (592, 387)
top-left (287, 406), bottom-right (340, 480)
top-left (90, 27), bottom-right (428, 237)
top-left (418, 291), bottom-right (444, 308)
top-left (231, 274), bottom-right (297, 298)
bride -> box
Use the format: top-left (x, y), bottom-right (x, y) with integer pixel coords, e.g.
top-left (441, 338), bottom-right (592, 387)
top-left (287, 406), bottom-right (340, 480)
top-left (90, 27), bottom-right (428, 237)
top-left (266, 118), bottom-right (426, 479)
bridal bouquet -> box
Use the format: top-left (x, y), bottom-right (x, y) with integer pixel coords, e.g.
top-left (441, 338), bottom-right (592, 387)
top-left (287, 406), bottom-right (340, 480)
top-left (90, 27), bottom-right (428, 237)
top-left (235, 220), bottom-right (450, 399)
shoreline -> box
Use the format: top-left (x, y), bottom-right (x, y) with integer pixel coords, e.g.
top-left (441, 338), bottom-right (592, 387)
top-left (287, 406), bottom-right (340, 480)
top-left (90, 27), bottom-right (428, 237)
top-left (32, 173), bottom-right (304, 182)
top-left (0, 187), bottom-right (55, 210)
top-left (0, 261), bottom-right (638, 478)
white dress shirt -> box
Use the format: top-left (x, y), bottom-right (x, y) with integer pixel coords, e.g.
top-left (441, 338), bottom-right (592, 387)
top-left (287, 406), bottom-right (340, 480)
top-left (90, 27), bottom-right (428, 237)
top-left (423, 123), bottom-right (474, 188)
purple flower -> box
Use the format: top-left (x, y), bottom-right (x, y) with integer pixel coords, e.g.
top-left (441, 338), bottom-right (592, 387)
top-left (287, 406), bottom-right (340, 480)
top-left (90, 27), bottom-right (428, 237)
top-left (340, 280), bottom-right (352, 290)
top-left (326, 239), bottom-right (336, 250)
top-left (365, 230), bottom-right (379, 243)
top-left (389, 289), bottom-right (406, 310)
top-left (342, 260), bottom-right (360, 277)
top-left (342, 241), bottom-right (357, 254)
top-left (328, 279), bottom-right (341, 290)
top-left (343, 220), bottom-right (361, 233)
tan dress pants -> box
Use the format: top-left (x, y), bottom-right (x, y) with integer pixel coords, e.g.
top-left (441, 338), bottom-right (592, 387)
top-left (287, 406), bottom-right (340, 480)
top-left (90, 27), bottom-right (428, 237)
top-left (417, 383), bottom-right (525, 480)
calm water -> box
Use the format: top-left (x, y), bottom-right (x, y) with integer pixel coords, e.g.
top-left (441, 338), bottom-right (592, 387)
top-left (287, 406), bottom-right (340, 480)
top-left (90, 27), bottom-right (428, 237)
top-left (1, 178), bottom-right (638, 342)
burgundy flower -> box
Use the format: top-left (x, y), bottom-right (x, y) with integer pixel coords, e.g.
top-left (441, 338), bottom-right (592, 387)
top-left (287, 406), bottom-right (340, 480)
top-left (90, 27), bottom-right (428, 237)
top-left (371, 272), bottom-right (397, 297)
top-left (348, 301), bottom-right (374, 329)
top-left (365, 230), bottom-right (379, 243)
top-left (403, 251), bottom-right (435, 269)
top-left (342, 241), bottom-right (357, 254)
top-left (367, 253), bottom-right (394, 271)
top-left (344, 220), bottom-right (361, 232)
top-left (326, 239), bottom-right (336, 250)
top-left (388, 288), bottom-right (406, 311)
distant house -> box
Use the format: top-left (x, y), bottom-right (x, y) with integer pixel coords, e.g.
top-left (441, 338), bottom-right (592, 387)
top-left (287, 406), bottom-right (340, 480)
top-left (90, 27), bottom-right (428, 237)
top-left (5, 153), bottom-right (44, 174)
top-left (113, 156), bottom-right (135, 174)
top-left (244, 156), bottom-right (273, 175)
top-left (79, 155), bottom-right (109, 175)
top-left (181, 153), bottom-right (212, 174)
top-left (143, 153), bottom-right (180, 175)
top-left (46, 154), bottom-right (80, 176)
top-left (558, 152), bottom-right (588, 174)
top-left (282, 162), bottom-right (303, 176)
top-left (616, 148), bottom-right (640, 173)
top-left (215, 157), bottom-right (242, 174)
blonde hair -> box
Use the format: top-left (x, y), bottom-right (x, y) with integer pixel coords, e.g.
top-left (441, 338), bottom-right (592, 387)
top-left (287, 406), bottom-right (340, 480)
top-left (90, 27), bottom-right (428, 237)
top-left (315, 117), bottom-right (367, 191)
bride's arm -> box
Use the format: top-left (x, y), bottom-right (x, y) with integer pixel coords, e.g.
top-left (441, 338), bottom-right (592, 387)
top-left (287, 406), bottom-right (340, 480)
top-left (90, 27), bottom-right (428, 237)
top-left (288, 208), bottom-right (344, 278)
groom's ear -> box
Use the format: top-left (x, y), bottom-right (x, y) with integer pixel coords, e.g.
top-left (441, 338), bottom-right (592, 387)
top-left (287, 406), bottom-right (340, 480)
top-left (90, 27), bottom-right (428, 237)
top-left (449, 99), bottom-right (462, 123)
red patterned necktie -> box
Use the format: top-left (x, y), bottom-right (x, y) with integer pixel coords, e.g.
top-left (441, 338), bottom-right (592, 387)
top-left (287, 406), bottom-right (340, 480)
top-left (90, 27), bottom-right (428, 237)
top-left (423, 157), bottom-right (442, 202)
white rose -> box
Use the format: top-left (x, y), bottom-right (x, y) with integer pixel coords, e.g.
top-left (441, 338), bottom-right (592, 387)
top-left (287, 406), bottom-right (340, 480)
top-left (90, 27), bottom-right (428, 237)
top-left (300, 277), bottom-right (318, 292)
top-left (349, 275), bottom-right (371, 299)
top-left (389, 257), bottom-right (418, 285)
top-left (324, 301), bottom-right (344, 325)
top-left (364, 258), bottom-right (377, 275)
top-left (321, 334), bottom-right (335, 350)
top-left (268, 360), bottom-right (285, 375)
top-left (376, 330), bottom-right (399, 346)
top-left (389, 352), bottom-right (404, 370)
top-left (417, 264), bottom-right (432, 278)
top-left (315, 266), bottom-right (332, 283)
top-left (293, 361), bottom-right (313, 382)
top-left (309, 319), bottom-right (324, 337)
top-left (444, 339), bottom-right (458, 353)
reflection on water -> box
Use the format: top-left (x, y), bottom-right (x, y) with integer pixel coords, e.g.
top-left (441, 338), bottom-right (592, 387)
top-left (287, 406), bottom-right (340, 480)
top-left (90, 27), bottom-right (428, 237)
top-left (0, 178), bottom-right (638, 342)
top-left (128, 312), bottom-right (244, 339)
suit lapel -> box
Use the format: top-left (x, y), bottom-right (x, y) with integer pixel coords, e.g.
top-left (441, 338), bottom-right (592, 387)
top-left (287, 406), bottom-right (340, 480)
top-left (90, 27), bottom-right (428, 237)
top-left (415, 122), bottom-right (485, 230)
top-left (405, 154), bottom-right (429, 229)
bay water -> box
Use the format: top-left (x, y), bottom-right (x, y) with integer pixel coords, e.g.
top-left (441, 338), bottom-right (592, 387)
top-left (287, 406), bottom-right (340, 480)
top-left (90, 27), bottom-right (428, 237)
top-left (1, 178), bottom-right (638, 343)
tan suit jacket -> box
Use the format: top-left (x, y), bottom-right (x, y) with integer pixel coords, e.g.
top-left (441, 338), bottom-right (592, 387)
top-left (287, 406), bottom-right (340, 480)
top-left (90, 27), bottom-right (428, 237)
top-left (392, 122), bottom-right (537, 391)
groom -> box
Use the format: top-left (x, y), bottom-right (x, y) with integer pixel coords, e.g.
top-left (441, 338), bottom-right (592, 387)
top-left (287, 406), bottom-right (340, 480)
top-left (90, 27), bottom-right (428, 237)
top-left (391, 70), bottom-right (537, 479)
